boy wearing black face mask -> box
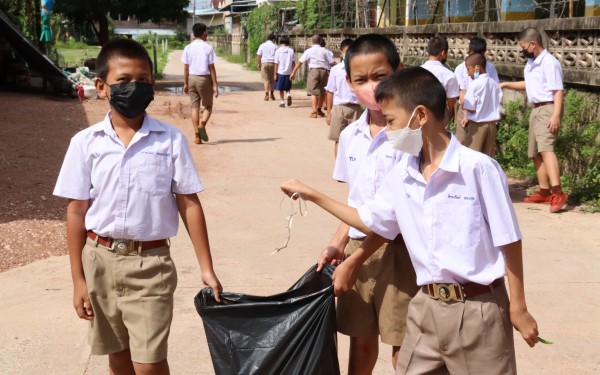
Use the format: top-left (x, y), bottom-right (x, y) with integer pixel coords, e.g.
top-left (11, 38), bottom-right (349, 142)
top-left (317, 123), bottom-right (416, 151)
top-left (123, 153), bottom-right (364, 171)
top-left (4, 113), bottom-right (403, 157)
top-left (500, 28), bottom-right (568, 213)
top-left (53, 39), bottom-right (222, 375)
top-left (316, 34), bottom-right (418, 374)
top-left (280, 67), bottom-right (540, 374)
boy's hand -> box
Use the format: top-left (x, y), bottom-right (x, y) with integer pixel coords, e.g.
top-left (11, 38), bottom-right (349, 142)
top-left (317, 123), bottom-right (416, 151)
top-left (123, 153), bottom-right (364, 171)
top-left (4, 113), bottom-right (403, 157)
top-left (280, 179), bottom-right (313, 201)
top-left (326, 112), bottom-right (331, 126)
top-left (213, 85), bottom-right (219, 98)
top-left (183, 83), bottom-right (189, 94)
top-left (290, 73), bottom-right (296, 81)
top-left (510, 308), bottom-right (539, 347)
top-left (202, 270), bottom-right (223, 303)
top-left (460, 118), bottom-right (468, 127)
top-left (331, 256), bottom-right (360, 296)
top-left (73, 278), bottom-right (94, 320)
top-left (548, 114), bottom-right (561, 134)
top-left (316, 246), bottom-right (344, 272)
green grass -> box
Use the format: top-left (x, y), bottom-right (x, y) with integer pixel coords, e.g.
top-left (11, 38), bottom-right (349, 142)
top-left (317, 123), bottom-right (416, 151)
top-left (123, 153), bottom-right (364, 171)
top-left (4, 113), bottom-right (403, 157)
top-left (56, 45), bottom-right (100, 68)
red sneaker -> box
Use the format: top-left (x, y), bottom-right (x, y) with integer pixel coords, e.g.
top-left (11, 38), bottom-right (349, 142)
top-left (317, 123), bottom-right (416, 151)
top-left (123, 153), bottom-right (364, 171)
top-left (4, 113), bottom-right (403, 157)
top-left (523, 191), bottom-right (552, 204)
top-left (550, 193), bottom-right (568, 213)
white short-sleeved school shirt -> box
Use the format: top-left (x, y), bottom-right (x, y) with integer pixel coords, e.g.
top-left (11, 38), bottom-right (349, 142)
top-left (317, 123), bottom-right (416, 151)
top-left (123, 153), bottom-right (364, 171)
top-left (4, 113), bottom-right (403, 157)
top-left (463, 73), bottom-right (503, 122)
top-left (299, 44), bottom-right (334, 69)
top-left (181, 39), bottom-right (217, 75)
top-left (53, 113), bottom-right (204, 241)
top-left (455, 61), bottom-right (499, 91)
top-left (324, 63), bottom-right (359, 105)
top-left (422, 60), bottom-right (460, 99)
top-left (257, 40), bottom-right (277, 63)
top-left (524, 49), bottom-right (564, 104)
top-left (274, 46), bottom-right (296, 75)
top-left (333, 110), bottom-right (403, 239)
top-left (358, 134), bottom-right (522, 286)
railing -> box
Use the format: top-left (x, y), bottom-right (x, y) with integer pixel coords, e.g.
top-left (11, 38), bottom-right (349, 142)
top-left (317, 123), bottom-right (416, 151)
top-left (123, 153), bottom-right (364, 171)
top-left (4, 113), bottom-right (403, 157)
top-left (211, 17), bottom-right (600, 87)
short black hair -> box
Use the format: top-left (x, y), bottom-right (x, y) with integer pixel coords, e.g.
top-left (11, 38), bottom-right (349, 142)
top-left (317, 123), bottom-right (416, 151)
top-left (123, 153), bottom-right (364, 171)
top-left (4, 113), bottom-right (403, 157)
top-left (193, 23), bottom-right (207, 38)
top-left (518, 27), bottom-right (543, 46)
top-left (344, 34), bottom-right (400, 80)
top-left (96, 38), bottom-right (153, 81)
top-left (427, 36), bottom-right (448, 56)
top-left (340, 38), bottom-right (353, 51)
top-left (375, 67), bottom-right (447, 121)
top-left (465, 53), bottom-right (486, 68)
top-left (469, 37), bottom-right (487, 54)
top-left (279, 35), bottom-right (290, 45)
top-left (268, 33), bottom-right (277, 41)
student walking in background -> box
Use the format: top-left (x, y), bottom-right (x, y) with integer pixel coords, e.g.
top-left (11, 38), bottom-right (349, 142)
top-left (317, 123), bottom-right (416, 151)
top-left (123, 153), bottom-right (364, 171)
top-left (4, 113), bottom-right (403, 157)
top-left (257, 33), bottom-right (278, 101)
top-left (273, 36), bottom-right (295, 108)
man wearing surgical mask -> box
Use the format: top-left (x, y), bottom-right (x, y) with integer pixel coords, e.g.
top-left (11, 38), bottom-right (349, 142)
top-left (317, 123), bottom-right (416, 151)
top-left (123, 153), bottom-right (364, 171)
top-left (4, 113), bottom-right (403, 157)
top-left (315, 34), bottom-right (418, 374)
top-left (500, 28), bottom-right (568, 213)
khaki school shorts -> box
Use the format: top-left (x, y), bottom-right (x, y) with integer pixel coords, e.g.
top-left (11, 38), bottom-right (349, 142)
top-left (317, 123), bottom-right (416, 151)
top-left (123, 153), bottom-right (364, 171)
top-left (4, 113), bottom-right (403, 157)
top-left (82, 238), bottom-right (177, 363)
top-left (328, 104), bottom-right (363, 141)
top-left (336, 236), bottom-right (419, 346)
top-left (463, 120), bottom-right (497, 157)
top-left (189, 75), bottom-right (214, 108)
top-left (261, 63), bottom-right (275, 84)
top-left (528, 104), bottom-right (557, 158)
top-left (306, 68), bottom-right (329, 96)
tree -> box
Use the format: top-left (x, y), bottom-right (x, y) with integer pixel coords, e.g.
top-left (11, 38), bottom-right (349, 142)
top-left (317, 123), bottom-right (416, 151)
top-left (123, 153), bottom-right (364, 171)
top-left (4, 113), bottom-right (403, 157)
top-left (54, 0), bottom-right (188, 45)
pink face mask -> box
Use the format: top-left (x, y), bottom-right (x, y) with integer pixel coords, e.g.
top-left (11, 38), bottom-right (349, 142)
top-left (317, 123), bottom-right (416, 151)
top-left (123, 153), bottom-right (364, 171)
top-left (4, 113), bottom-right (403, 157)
top-left (352, 82), bottom-right (381, 111)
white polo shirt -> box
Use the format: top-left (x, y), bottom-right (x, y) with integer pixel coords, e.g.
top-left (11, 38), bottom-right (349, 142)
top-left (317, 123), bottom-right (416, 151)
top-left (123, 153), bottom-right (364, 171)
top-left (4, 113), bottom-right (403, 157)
top-left (358, 134), bottom-right (522, 286)
top-left (463, 73), bottom-right (503, 122)
top-left (181, 39), bottom-right (217, 76)
top-left (524, 49), bottom-right (563, 104)
top-left (53, 113), bottom-right (204, 241)
top-left (333, 110), bottom-right (403, 239)
top-left (421, 60), bottom-right (460, 99)
top-left (299, 44), bottom-right (334, 69)
top-left (274, 46), bottom-right (296, 75)
top-left (325, 63), bottom-right (359, 106)
top-left (257, 40), bottom-right (277, 63)
top-left (455, 61), bottom-right (499, 91)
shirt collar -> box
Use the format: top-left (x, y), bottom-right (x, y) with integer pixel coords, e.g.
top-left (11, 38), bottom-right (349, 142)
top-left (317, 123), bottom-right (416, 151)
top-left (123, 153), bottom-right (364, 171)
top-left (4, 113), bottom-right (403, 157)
top-left (405, 132), bottom-right (460, 181)
top-left (94, 112), bottom-right (165, 136)
top-left (532, 49), bottom-right (548, 65)
top-left (423, 60), bottom-right (443, 67)
top-left (354, 110), bottom-right (387, 140)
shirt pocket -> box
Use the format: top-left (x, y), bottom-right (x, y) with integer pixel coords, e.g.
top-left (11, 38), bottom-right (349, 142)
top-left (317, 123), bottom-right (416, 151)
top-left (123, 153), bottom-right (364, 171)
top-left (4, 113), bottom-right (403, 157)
top-left (438, 205), bottom-right (482, 251)
top-left (131, 154), bottom-right (173, 196)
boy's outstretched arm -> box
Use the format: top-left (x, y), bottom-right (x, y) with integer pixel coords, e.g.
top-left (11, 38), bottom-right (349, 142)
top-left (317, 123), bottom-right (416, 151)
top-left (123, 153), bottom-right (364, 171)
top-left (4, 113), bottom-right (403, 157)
top-left (176, 193), bottom-right (223, 302)
top-left (499, 81), bottom-right (526, 91)
top-left (280, 179), bottom-right (371, 234)
top-left (503, 240), bottom-right (539, 347)
top-left (66, 199), bottom-right (93, 320)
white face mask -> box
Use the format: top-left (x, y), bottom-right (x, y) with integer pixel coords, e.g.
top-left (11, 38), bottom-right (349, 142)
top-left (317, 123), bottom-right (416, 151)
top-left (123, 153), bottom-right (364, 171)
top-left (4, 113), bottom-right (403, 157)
top-left (386, 108), bottom-right (422, 156)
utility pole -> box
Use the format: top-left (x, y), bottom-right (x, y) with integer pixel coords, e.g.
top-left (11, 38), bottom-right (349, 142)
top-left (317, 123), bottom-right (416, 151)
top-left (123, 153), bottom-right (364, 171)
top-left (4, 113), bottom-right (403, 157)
top-left (193, 0), bottom-right (196, 24)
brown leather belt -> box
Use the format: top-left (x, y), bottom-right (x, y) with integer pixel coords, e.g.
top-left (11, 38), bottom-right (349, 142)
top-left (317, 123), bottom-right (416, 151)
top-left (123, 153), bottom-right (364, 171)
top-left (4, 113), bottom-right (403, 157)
top-left (87, 230), bottom-right (168, 255)
top-left (532, 101), bottom-right (553, 108)
top-left (422, 278), bottom-right (503, 302)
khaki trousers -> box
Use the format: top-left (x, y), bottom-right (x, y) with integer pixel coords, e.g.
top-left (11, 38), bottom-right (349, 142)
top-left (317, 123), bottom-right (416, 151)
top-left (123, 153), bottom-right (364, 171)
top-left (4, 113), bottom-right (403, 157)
top-left (396, 280), bottom-right (516, 375)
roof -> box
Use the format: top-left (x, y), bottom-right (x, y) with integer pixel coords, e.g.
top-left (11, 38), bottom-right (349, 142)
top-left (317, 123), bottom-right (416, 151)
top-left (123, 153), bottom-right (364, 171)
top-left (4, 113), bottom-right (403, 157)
top-left (219, 0), bottom-right (257, 13)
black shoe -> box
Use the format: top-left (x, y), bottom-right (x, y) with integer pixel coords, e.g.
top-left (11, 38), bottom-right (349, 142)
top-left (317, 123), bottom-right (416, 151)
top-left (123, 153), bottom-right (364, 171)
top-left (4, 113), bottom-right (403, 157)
top-left (279, 103), bottom-right (285, 108)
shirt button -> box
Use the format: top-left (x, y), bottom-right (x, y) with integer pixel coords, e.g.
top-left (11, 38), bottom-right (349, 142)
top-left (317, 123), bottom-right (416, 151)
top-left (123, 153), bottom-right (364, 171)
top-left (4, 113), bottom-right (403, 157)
top-left (120, 184), bottom-right (126, 189)
top-left (116, 213), bottom-right (123, 218)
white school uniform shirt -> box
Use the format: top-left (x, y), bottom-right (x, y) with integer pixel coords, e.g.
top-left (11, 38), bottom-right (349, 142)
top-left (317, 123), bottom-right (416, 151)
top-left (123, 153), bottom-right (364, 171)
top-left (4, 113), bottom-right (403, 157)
top-left (421, 60), bottom-right (460, 99)
top-left (256, 40), bottom-right (277, 63)
top-left (299, 44), bottom-right (334, 69)
top-left (462, 73), bottom-right (503, 122)
top-left (524, 49), bottom-right (563, 104)
top-left (181, 39), bottom-right (217, 75)
top-left (53, 113), bottom-right (204, 241)
top-left (333, 110), bottom-right (403, 239)
top-left (274, 46), bottom-right (296, 75)
top-left (358, 134), bottom-right (522, 286)
top-left (324, 63), bottom-right (359, 105)
top-left (455, 61), bottom-right (499, 91)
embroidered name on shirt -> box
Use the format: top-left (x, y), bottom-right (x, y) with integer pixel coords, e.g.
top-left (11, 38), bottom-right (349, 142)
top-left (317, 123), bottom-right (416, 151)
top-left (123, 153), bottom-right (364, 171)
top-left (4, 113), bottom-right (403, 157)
top-left (349, 156), bottom-right (356, 162)
top-left (142, 151), bottom-right (171, 157)
top-left (463, 196), bottom-right (475, 201)
top-left (448, 194), bottom-right (461, 199)
top-left (91, 152), bottom-right (100, 158)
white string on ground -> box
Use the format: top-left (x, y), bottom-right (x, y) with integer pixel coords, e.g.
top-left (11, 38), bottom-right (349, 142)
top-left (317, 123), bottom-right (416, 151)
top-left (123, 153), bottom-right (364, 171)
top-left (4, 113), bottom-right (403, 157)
top-left (272, 192), bottom-right (308, 254)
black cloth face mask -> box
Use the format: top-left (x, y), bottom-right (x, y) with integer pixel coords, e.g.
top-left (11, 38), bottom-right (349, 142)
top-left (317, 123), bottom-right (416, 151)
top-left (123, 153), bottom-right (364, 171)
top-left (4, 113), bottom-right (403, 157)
top-left (109, 82), bottom-right (154, 118)
top-left (521, 48), bottom-right (535, 59)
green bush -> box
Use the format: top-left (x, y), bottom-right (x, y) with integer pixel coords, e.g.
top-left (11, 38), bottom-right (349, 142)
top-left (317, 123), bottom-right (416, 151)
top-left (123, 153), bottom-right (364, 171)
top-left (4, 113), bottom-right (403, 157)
top-left (497, 92), bottom-right (600, 207)
top-left (246, 5), bottom-right (279, 56)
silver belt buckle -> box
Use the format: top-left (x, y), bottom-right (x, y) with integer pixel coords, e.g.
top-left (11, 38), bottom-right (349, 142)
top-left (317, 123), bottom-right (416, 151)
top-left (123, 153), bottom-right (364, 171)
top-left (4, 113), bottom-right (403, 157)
top-left (112, 239), bottom-right (135, 255)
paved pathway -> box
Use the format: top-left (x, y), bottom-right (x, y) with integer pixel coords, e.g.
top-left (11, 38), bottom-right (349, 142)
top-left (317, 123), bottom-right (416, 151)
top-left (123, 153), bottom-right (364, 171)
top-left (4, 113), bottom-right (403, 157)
top-left (0, 51), bottom-right (598, 374)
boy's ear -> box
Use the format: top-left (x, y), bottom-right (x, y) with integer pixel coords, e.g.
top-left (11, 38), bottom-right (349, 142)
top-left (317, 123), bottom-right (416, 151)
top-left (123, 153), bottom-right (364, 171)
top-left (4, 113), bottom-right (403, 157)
top-left (95, 78), bottom-right (109, 99)
top-left (416, 105), bottom-right (428, 127)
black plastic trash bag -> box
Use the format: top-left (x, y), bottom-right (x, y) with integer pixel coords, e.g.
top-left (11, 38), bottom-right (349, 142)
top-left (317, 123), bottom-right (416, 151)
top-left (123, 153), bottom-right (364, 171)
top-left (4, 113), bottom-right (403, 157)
top-left (194, 264), bottom-right (340, 375)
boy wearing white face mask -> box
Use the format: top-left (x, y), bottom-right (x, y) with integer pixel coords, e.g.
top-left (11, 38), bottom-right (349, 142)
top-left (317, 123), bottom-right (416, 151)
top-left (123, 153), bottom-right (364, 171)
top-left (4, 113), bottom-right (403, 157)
top-left (461, 53), bottom-right (502, 157)
top-left (316, 34), bottom-right (418, 374)
top-left (281, 67), bottom-right (540, 374)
